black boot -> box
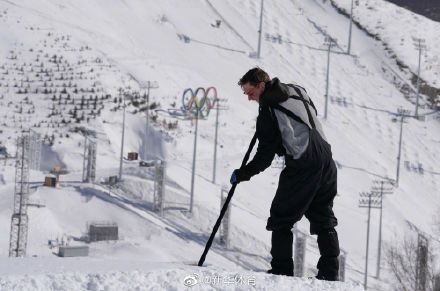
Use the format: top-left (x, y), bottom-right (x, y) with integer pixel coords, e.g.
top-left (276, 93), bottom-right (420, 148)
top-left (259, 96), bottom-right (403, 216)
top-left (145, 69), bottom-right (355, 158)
top-left (267, 259), bottom-right (294, 276)
top-left (316, 228), bottom-right (340, 281)
top-left (268, 229), bottom-right (294, 276)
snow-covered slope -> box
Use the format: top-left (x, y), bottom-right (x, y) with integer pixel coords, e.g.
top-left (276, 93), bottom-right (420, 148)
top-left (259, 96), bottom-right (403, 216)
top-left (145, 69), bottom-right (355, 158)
top-left (330, 0), bottom-right (440, 88)
top-left (0, 0), bottom-right (438, 290)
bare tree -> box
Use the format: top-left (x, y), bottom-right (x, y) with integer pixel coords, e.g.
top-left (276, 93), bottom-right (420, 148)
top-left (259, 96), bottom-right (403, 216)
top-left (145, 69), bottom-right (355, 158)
top-left (386, 233), bottom-right (436, 291)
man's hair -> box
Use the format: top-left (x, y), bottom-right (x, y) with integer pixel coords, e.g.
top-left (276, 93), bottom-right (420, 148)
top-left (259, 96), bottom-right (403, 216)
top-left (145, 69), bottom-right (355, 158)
top-left (238, 67), bottom-right (270, 86)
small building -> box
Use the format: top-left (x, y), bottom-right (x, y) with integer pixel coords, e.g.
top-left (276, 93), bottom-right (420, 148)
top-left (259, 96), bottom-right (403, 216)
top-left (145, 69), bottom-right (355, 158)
top-left (44, 176), bottom-right (57, 187)
top-left (127, 152), bottom-right (138, 161)
top-left (58, 245), bottom-right (89, 257)
top-left (88, 222), bottom-right (118, 242)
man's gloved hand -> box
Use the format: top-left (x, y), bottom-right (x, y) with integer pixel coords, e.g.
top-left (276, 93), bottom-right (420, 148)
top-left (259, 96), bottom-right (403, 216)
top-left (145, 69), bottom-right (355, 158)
top-left (229, 169), bottom-right (251, 185)
top-left (230, 169), bottom-right (239, 184)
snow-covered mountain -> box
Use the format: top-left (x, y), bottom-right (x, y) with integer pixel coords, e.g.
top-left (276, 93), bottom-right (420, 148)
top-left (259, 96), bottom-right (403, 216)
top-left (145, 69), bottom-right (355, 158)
top-left (383, 0), bottom-right (440, 22)
top-left (0, 0), bottom-right (438, 290)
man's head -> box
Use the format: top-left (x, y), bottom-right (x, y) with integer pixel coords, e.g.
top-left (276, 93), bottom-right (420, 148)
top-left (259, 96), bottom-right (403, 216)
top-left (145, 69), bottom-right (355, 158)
top-left (238, 67), bottom-right (270, 103)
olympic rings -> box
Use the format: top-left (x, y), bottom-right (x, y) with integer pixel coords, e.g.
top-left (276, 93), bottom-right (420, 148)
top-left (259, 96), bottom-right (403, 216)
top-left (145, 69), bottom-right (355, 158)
top-left (182, 86), bottom-right (218, 118)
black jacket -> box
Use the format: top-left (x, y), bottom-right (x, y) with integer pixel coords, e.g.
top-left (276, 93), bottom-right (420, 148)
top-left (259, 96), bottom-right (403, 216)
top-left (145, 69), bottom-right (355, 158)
top-left (239, 78), bottom-right (288, 180)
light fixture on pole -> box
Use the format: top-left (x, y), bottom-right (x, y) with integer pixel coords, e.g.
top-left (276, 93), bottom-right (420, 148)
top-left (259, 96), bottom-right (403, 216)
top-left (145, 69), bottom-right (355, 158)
top-left (359, 191), bottom-right (381, 290)
top-left (371, 180), bottom-right (394, 279)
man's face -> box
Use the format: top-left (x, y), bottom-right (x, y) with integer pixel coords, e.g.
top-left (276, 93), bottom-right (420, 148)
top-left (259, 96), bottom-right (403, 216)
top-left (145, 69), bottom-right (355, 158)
top-left (242, 82), bottom-right (265, 103)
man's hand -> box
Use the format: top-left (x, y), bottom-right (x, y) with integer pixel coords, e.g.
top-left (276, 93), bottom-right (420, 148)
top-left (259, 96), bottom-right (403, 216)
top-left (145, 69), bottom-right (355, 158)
top-left (230, 170), bottom-right (239, 184)
top-left (229, 169), bottom-right (251, 185)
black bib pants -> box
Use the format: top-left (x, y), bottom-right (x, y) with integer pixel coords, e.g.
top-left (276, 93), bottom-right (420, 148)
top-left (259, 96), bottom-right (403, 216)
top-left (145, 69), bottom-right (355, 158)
top-left (266, 124), bottom-right (340, 279)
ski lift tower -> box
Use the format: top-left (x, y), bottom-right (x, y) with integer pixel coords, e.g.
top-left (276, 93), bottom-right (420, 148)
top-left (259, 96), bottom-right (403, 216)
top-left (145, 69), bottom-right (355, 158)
top-left (8, 134), bottom-right (31, 257)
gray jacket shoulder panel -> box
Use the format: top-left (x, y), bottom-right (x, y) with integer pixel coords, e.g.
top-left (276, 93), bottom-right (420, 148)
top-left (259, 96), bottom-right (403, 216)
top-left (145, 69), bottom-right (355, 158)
top-left (261, 78), bottom-right (327, 159)
top-left (273, 108), bottom-right (310, 159)
top-left (284, 85), bottom-right (327, 141)
top-left (273, 87), bottom-right (327, 158)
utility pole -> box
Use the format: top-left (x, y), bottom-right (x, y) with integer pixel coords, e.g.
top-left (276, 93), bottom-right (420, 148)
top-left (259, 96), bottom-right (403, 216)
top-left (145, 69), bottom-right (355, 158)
top-left (257, 0), bottom-right (264, 58)
top-left (347, 0), bottom-right (354, 54)
top-left (188, 87), bottom-right (211, 214)
top-left (412, 37), bottom-right (426, 119)
top-left (189, 106), bottom-right (200, 214)
top-left (171, 87), bottom-right (214, 214)
top-left (359, 191), bottom-right (381, 290)
top-left (371, 180), bottom-right (394, 279)
top-left (118, 91), bottom-right (127, 181)
top-left (141, 81), bottom-right (159, 160)
top-left (213, 97), bottom-right (220, 184)
top-left (324, 37), bottom-right (335, 119)
top-left (212, 97), bottom-right (228, 184)
top-left (395, 108), bottom-right (411, 186)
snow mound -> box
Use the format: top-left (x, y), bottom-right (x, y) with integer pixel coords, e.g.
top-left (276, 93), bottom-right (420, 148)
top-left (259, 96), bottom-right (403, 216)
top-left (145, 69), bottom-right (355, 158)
top-left (0, 259), bottom-right (362, 291)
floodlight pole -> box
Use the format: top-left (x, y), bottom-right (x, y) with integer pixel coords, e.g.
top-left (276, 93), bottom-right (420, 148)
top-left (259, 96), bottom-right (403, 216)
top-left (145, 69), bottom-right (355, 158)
top-left (372, 181), bottom-right (394, 279)
top-left (395, 113), bottom-right (404, 186)
top-left (257, 0), bottom-right (264, 58)
top-left (324, 40), bottom-right (332, 119)
top-left (118, 93), bottom-right (126, 181)
top-left (364, 193), bottom-right (372, 290)
top-left (376, 182), bottom-right (384, 279)
top-left (212, 99), bottom-right (219, 184)
top-left (189, 109), bottom-right (200, 214)
top-left (415, 40), bottom-right (423, 118)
